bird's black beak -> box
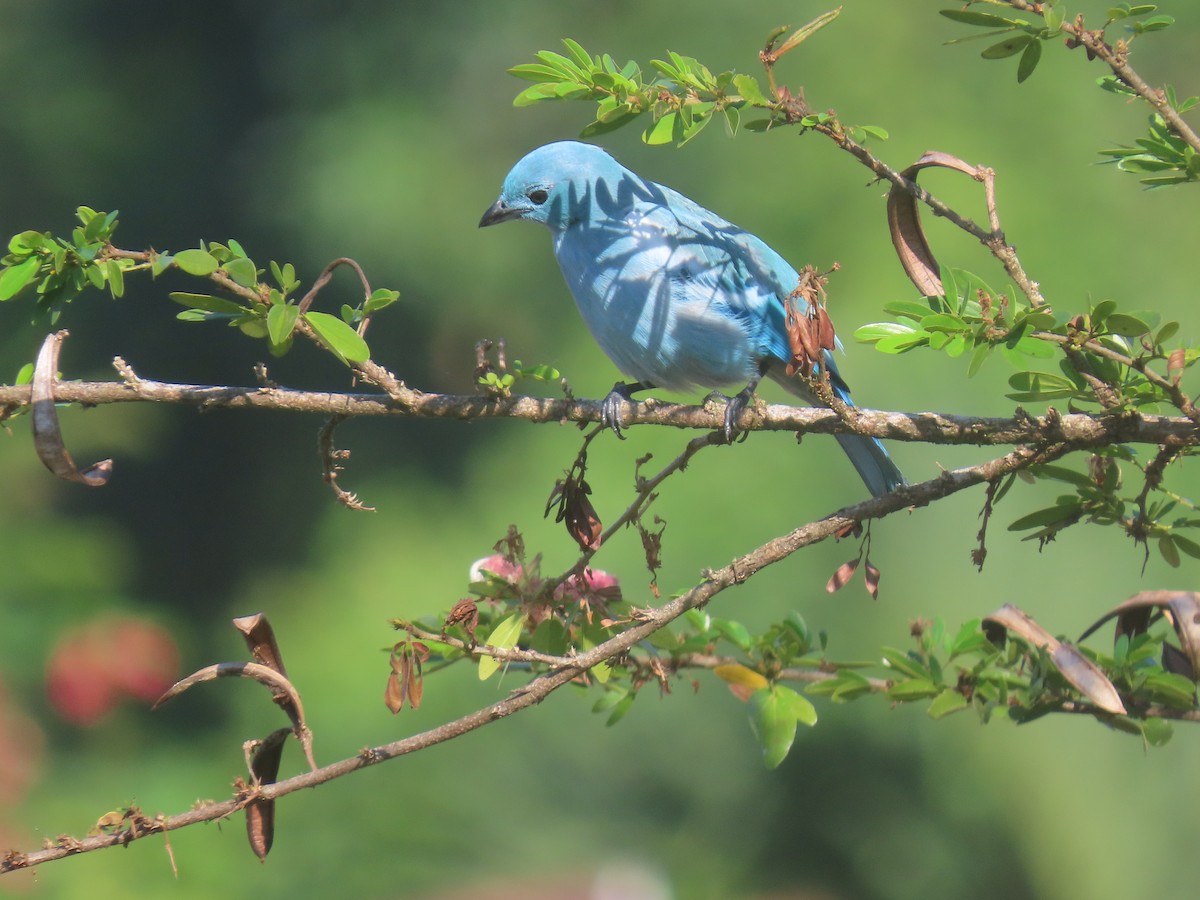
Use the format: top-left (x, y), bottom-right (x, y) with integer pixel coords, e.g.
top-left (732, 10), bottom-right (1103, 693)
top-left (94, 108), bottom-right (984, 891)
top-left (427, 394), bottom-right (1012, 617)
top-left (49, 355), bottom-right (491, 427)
top-left (479, 199), bottom-right (525, 228)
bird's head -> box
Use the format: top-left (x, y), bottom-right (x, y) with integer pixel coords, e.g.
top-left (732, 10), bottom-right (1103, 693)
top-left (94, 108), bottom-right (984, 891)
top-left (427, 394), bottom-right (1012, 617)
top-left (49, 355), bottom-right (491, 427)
top-left (479, 141), bottom-right (626, 233)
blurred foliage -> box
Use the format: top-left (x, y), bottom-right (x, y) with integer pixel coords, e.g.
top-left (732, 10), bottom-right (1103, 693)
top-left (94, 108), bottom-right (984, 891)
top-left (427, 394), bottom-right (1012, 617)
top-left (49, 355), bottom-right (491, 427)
top-left (3, 2), bottom-right (1200, 899)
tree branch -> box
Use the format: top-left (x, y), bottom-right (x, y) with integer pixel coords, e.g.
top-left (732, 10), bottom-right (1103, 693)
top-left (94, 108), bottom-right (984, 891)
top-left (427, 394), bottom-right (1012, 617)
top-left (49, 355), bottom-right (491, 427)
top-left (0, 374), bottom-right (1194, 447)
top-left (1, 437), bottom-right (1072, 874)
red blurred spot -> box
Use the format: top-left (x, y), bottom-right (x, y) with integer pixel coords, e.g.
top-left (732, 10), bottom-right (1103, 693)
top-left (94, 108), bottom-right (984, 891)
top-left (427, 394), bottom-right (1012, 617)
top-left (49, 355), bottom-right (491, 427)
top-left (45, 617), bottom-right (180, 727)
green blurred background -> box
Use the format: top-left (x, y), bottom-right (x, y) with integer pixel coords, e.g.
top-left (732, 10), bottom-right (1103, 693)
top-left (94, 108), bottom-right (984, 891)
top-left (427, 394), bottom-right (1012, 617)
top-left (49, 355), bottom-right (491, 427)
top-left (2, 2), bottom-right (1199, 897)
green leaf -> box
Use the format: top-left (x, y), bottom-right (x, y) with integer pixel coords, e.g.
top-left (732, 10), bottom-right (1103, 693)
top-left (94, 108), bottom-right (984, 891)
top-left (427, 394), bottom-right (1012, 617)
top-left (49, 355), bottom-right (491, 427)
top-left (223, 256), bottom-right (258, 288)
top-left (267, 303), bottom-right (300, 346)
top-left (365, 288), bottom-right (400, 313)
top-left (1171, 534), bottom-right (1200, 560)
top-left (305, 311), bottom-right (370, 363)
top-left (888, 679), bottom-right (943, 700)
top-left (1105, 313), bottom-right (1152, 336)
top-left (513, 83), bottom-right (560, 107)
top-left (1016, 37), bottom-right (1042, 83)
top-left (105, 259), bottom-right (125, 298)
top-left (1142, 718), bottom-right (1174, 747)
top-left (733, 73), bottom-right (769, 106)
top-left (713, 618), bottom-right (752, 652)
top-left (749, 686), bottom-right (816, 769)
top-left (940, 9), bottom-right (1026, 28)
top-left (1159, 534), bottom-right (1181, 567)
top-left (1006, 370), bottom-right (1079, 400)
top-left (605, 691), bottom-right (636, 726)
top-left (1134, 14), bottom-right (1174, 32)
top-left (0, 256), bottom-right (42, 301)
top-left (173, 248), bottom-right (220, 276)
top-left (928, 689), bottom-right (971, 719)
top-left (508, 63), bottom-right (565, 82)
top-left (167, 292), bottom-right (249, 315)
top-left (854, 322), bottom-right (920, 344)
top-left (643, 111), bottom-right (680, 145)
top-left (478, 613), bottom-right (524, 680)
top-left (981, 34), bottom-right (1033, 59)
top-left (1007, 500), bottom-right (1081, 531)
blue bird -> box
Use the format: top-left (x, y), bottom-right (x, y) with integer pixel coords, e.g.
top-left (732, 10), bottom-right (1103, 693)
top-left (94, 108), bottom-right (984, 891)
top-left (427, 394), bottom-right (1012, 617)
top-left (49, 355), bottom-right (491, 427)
top-left (480, 141), bottom-right (904, 497)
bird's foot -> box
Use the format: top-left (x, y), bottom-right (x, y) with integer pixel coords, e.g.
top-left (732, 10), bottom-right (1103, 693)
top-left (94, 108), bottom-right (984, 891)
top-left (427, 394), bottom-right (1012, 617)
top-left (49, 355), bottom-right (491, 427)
top-left (601, 381), bottom-right (641, 439)
top-left (722, 386), bottom-right (757, 443)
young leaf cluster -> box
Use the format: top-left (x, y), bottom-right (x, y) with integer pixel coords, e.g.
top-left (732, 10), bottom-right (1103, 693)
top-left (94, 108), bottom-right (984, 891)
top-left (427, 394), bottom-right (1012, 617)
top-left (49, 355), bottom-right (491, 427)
top-left (1098, 84), bottom-right (1200, 186)
top-left (508, 29), bottom-right (888, 147)
top-left (1, 207), bottom-right (128, 320)
top-left (0, 211), bottom-right (401, 370)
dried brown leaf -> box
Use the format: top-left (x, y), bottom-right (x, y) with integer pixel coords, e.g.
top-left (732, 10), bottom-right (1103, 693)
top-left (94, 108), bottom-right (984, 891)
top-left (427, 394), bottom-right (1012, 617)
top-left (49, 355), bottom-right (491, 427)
top-left (863, 560), bottom-right (881, 600)
top-left (985, 603), bottom-right (1126, 715)
top-left (153, 661), bottom-right (310, 731)
top-left (31, 330), bottom-right (113, 486)
top-left (242, 727), bottom-right (288, 860)
top-left (886, 151), bottom-right (983, 296)
top-left (825, 557), bottom-right (860, 594)
top-left (1168, 347), bottom-right (1186, 385)
top-left (233, 614), bottom-right (288, 678)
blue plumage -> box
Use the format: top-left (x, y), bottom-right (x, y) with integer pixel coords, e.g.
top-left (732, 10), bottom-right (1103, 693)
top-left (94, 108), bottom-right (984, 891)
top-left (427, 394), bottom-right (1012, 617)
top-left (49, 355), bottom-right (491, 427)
top-left (481, 141), bottom-right (904, 497)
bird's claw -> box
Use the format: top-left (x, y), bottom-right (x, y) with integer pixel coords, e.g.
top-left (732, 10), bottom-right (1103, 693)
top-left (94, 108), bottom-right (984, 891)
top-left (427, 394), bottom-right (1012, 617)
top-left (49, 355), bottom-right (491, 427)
top-left (601, 382), bottom-right (635, 439)
top-left (723, 388), bottom-right (755, 443)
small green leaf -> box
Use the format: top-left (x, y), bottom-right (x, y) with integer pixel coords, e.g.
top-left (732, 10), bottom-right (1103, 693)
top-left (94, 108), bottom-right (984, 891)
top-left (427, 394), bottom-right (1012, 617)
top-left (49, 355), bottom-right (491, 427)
top-left (267, 303), bottom-right (300, 346)
top-left (1142, 718), bottom-right (1174, 747)
top-left (643, 111), bottom-right (680, 145)
top-left (365, 288), bottom-right (400, 313)
top-left (713, 619), bottom-right (753, 652)
top-left (1159, 534), bottom-right (1181, 567)
top-left (167, 292), bottom-right (249, 315)
top-left (1105, 313), bottom-right (1152, 336)
top-left (1016, 38), bottom-right (1042, 83)
top-left (927, 689), bottom-right (970, 719)
top-left (508, 63), bottom-right (566, 83)
top-left (305, 311), bottom-right (370, 364)
top-left (478, 613), bottom-right (524, 680)
top-left (749, 685), bottom-right (815, 769)
top-left (733, 73), bottom-right (769, 106)
top-left (888, 679), bottom-right (943, 700)
top-left (981, 34), bottom-right (1033, 59)
top-left (14, 362), bottom-right (34, 385)
top-left (0, 257), bottom-right (42, 301)
top-left (173, 249), bottom-right (220, 276)
top-left (513, 83), bottom-right (560, 107)
top-left (940, 9), bottom-right (1027, 28)
top-left (1171, 534), bottom-right (1200, 560)
top-left (223, 256), bottom-right (258, 288)
top-left (105, 259), bottom-right (125, 298)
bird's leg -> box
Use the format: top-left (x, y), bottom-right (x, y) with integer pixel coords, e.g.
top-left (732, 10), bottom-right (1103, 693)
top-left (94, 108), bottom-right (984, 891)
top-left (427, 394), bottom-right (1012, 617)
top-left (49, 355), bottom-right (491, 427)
top-left (723, 362), bottom-right (769, 442)
top-left (601, 380), bottom-right (652, 439)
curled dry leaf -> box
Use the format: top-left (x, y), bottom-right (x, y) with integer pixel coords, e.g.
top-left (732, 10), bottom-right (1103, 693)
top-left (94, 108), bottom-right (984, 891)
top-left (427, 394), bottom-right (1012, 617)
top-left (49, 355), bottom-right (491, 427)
top-left (1168, 347), bottom-right (1186, 385)
top-left (886, 151), bottom-right (984, 297)
top-left (233, 614), bottom-right (289, 678)
top-left (31, 330), bottom-right (112, 486)
top-left (863, 559), bottom-right (881, 600)
top-left (385, 641), bottom-right (429, 714)
top-left (243, 727), bottom-right (289, 862)
top-left (547, 474), bottom-right (603, 551)
top-left (154, 661), bottom-right (311, 730)
top-left (1078, 591), bottom-right (1200, 680)
top-left (983, 603), bottom-right (1127, 716)
top-left (825, 557), bottom-right (860, 594)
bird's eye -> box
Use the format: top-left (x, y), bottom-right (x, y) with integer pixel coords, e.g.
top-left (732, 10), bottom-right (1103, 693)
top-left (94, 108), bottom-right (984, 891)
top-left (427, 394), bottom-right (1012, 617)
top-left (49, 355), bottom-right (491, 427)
top-left (527, 189), bottom-right (549, 205)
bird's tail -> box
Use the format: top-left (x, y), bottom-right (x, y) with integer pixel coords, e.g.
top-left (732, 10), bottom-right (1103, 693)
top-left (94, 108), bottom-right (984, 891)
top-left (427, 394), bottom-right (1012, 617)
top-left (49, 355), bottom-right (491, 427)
top-left (765, 362), bottom-right (905, 498)
top-left (833, 432), bottom-right (905, 499)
